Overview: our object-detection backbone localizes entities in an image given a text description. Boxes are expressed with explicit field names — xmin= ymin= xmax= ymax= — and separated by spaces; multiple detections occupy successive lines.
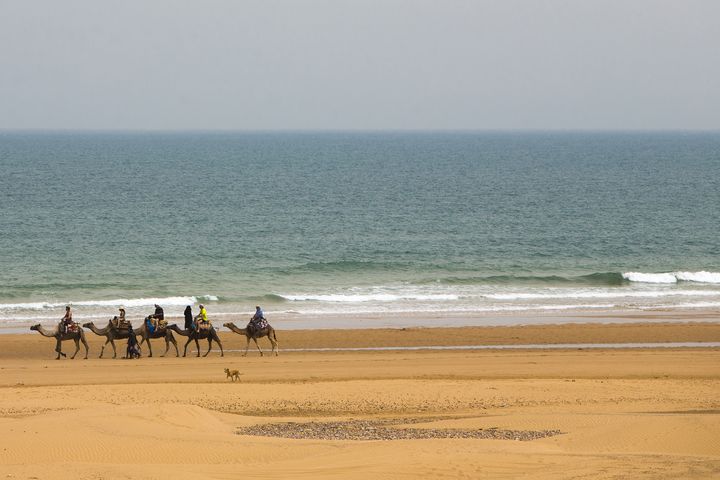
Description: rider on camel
xmin=248 ymin=305 xmax=267 ymax=336
xmin=150 ymin=304 xmax=165 ymax=330
xmin=60 ymin=306 xmax=73 ymax=334
xmin=194 ymin=304 xmax=209 ymax=332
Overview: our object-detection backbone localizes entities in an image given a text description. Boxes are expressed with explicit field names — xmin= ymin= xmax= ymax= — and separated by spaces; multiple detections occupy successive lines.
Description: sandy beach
xmin=0 ymin=321 xmax=718 ymax=479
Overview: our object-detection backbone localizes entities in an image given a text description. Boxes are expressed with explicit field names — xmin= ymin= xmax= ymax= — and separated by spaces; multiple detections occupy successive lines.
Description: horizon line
xmin=2 ymin=128 xmax=720 ymax=135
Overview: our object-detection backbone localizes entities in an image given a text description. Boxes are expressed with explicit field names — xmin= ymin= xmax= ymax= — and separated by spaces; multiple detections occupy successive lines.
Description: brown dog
xmin=224 ymin=368 xmax=241 ymax=382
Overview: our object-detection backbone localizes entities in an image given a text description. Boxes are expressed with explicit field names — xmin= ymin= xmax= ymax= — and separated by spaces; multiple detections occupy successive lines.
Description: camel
xmin=167 ymin=324 xmax=224 ymax=357
xmin=223 ymin=322 xmax=279 ymax=357
xmin=135 ymin=318 xmax=179 ymax=357
xmin=30 ymin=323 xmax=89 ymax=360
xmin=82 ymin=320 xmax=136 ymax=358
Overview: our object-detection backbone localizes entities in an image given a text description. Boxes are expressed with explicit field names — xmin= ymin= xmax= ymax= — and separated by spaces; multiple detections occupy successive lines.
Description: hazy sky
xmin=1 ymin=0 xmax=719 ymax=130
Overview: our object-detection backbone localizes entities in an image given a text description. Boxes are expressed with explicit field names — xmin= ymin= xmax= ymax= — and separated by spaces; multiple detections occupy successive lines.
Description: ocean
xmin=1 ymin=131 xmax=719 ymax=332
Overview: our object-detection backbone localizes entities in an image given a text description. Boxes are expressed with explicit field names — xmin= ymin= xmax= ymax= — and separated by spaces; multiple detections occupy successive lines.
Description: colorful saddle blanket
xmin=249 ymin=318 xmax=269 ymax=331
xmin=63 ymin=322 xmax=79 ymax=333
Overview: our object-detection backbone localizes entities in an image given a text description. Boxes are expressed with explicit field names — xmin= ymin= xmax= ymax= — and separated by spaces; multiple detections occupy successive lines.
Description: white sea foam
xmin=674 ymin=271 xmax=720 ymax=283
xmin=485 ymin=289 xmax=720 ymax=301
xmin=279 ymin=293 xmax=460 ymax=303
xmin=276 ymin=303 xmax=619 ymax=316
xmin=0 ymin=295 xmax=218 ymax=311
xmin=645 ymin=301 xmax=720 ymax=309
xmin=622 ymin=272 xmax=678 ymax=283
xmin=622 ymin=271 xmax=720 ymax=284
xmin=198 ymin=294 xmax=220 ymax=301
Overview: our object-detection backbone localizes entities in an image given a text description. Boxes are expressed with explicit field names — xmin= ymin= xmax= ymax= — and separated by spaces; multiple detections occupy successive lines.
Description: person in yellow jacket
xmin=194 ymin=304 xmax=209 ymax=332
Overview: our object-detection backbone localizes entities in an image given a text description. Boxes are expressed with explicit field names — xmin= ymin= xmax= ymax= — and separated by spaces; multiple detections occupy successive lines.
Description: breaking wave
xmin=0 ymin=295 xmax=219 ymax=311
xmin=622 ymin=271 xmax=720 ymax=284
xmin=279 ymin=293 xmax=460 ymax=303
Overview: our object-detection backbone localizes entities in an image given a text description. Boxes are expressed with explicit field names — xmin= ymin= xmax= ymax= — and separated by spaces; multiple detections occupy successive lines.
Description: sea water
xmin=1 ymin=132 xmax=719 ymax=331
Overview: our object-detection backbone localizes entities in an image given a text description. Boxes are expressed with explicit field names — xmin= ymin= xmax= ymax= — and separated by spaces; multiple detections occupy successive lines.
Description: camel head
xmin=222 ymin=322 xmax=232 ymax=329
xmin=81 ymin=322 xmax=93 ymax=328
xmin=30 ymin=324 xmax=40 ymax=331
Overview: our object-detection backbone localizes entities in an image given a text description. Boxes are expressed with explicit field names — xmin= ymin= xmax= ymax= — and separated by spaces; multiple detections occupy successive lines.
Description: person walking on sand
xmin=184 ymin=305 xmax=193 ymax=331
xmin=126 ymin=324 xmax=140 ymax=359
xmin=60 ymin=306 xmax=73 ymax=334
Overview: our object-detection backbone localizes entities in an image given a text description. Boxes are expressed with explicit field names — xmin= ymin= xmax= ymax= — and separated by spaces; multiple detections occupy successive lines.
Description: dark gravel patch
xmin=237 ymin=418 xmax=562 ymax=441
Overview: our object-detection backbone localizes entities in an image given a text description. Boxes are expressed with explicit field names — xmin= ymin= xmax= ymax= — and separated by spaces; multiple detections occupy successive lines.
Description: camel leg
xmin=253 ymin=338 xmax=263 ymax=356
xmin=271 ymin=337 xmax=279 ymax=356
xmin=217 ymin=337 xmax=224 ymax=357
xmin=82 ymin=336 xmax=89 ymax=359
xmin=203 ymin=338 xmax=212 ymax=357
xmin=110 ymin=339 xmax=118 ymax=359
xmin=243 ymin=337 xmax=250 ymax=357
xmin=147 ymin=337 xmax=153 ymax=358
xmin=100 ymin=338 xmax=110 ymax=358
xmin=169 ymin=336 xmax=179 ymax=357
xmin=182 ymin=337 xmax=192 ymax=357
xmin=55 ymin=338 xmax=66 ymax=359
xmin=194 ymin=338 xmax=201 ymax=357
xmin=161 ymin=337 xmax=170 ymax=357
xmin=71 ymin=338 xmax=80 ymax=359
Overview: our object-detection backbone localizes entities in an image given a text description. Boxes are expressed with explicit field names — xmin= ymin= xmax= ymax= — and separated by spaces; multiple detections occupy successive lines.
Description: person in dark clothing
xmin=126 ymin=325 xmax=140 ymax=359
xmin=150 ymin=304 xmax=164 ymax=330
xmin=184 ymin=305 xmax=193 ymax=331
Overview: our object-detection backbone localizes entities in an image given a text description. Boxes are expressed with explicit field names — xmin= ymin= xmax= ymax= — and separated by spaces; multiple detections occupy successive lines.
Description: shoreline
xmin=7 ymin=321 xmax=720 ymax=360
xmin=4 ymin=306 xmax=719 ymax=335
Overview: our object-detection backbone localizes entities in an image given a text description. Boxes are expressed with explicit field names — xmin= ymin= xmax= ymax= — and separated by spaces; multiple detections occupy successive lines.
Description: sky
xmin=1 ymin=0 xmax=719 ymax=131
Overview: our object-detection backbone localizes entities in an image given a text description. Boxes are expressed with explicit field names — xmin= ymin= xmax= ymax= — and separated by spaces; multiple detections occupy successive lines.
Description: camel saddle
xmin=113 ymin=320 xmax=130 ymax=330
xmin=112 ymin=318 xmax=131 ymax=330
xmin=62 ymin=322 xmax=79 ymax=333
xmin=249 ymin=318 xmax=268 ymax=332
xmin=155 ymin=319 xmax=168 ymax=332
xmin=198 ymin=322 xmax=211 ymax=332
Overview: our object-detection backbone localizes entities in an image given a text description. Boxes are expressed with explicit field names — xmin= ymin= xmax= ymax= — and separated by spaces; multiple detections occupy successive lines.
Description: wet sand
xmin=2 ymin=322 xmax=719 ymax=479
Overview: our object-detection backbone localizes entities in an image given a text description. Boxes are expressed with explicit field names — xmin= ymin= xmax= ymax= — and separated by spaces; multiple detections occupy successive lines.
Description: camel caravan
xmin=30 ymin=304 xmax=279 ymax=360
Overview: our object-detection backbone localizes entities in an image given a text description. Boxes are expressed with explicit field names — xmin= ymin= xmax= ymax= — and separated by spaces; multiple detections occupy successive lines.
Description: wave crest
xmin=622 ymin=271 xmax=720 ymax=284
xmin=0 ymin=295 xmax=219 ymax=311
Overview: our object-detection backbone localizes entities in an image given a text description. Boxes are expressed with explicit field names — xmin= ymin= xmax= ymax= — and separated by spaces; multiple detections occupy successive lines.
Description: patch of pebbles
xmin=237 ymin=418 xmax=562 ymax=441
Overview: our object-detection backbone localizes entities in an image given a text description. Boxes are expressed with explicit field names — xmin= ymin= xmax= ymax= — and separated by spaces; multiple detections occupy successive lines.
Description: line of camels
xmin=30 ymin=319 xmax=279 ymax=360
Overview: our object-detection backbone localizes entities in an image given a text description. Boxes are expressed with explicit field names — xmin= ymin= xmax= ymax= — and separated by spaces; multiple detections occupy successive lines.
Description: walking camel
xmin=166 ymin=324 xmax=224 ymax=357
xmin=135 ymin=318 xmax=179 ymax=357
xmin=223 ymin=322 xmax=279 ymax=356
xmin=30 ymin=324 xmax=89 ymax=360
xmin=82 ymin=320 xmax=135 ymax=358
